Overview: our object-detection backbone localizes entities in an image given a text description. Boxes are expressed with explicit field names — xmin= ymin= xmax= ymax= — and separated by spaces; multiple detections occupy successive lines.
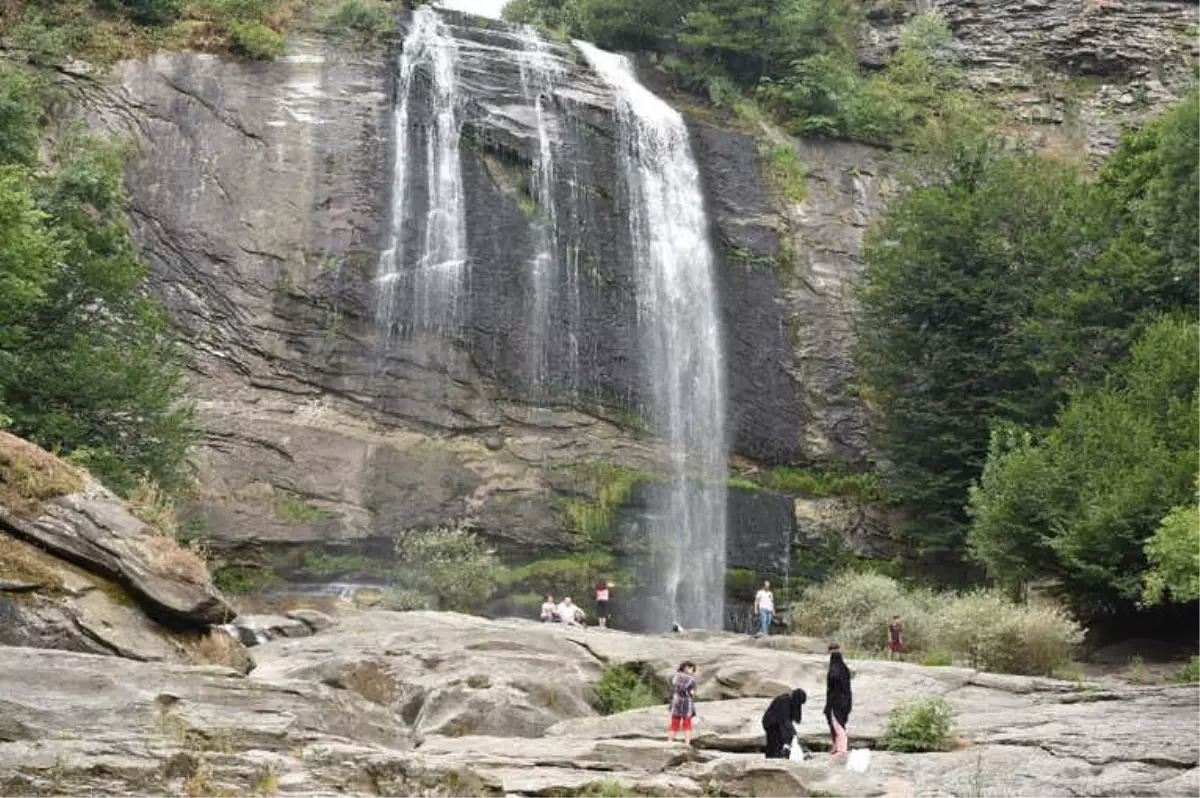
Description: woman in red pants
xmin=667 ymin=661 xmax=698 ymax=744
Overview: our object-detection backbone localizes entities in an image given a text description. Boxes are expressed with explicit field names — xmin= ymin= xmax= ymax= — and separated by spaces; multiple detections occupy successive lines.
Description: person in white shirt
xmin=540 ymin=594 xmax=558 ymax=622
xmin=754 ymin=581 xmax=775 ymax=637
xmin=558 ymin=597 xmax=584 ymax=626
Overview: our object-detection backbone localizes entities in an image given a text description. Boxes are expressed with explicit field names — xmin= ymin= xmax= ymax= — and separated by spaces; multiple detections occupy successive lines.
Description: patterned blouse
xmin=669 ymin=670 xmax=697 ymax=718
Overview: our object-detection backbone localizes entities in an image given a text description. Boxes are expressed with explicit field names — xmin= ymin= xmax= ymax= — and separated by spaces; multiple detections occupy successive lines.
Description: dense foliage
xmin=1 ymin=0 xmax=311 ymax=65
xmin=968 ymin=316 xmax=1198 ymax=616
xmin=392 ymin=525 xmax=502 ymax=612
xmin=791 ymin=572 xmax=1083 ymax=675
xmin=856 ymin=91 xmax=1199 ymax=601
xmin=0 ymin=65 xmax=194 ymax=496
xmin=504 ymin=0 xmax=982 ymax=145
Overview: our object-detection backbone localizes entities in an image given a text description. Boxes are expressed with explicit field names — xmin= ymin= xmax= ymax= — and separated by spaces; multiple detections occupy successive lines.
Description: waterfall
xmin=376 ymin=5 xmax=468 ymax=336
xmin=576 ymin=43 xmax=728 ymax=629
xmin=516 ymin=26 xmax=564 ymax=397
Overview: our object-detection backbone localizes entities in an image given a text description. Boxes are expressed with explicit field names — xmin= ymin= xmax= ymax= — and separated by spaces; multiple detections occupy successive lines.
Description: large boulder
xmin=0 ymin=432 xmax=234 ymax=627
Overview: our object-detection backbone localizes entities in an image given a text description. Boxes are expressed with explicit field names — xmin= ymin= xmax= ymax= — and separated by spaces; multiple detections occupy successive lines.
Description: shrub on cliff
xmin=392 ymin=525 xmax=501 ymax=613
xmin=592 ymin=665 xmax=657 ymax=715
xmin=936 ymin=590 xmax=1083 ymax=675
xmin=227 ymin=21 xmax=287 ymax=60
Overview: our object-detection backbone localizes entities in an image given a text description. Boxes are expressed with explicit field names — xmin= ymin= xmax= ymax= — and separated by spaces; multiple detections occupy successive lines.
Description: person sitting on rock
xmin=762 ymin=688 xmax=807 ymax=758
xmin=557 ymin=597 xmax=584 ymax=625
xmin=540 ymin=594 xmax=558 ymax=623
xmin=667 ymin=661 xmax=698 ymax=745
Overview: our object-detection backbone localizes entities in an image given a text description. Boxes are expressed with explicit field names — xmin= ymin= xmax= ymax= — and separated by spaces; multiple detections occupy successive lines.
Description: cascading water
xmin=576 ymin=43 xmax=728 ymax=629
xmin=376 ymin=5 xmax=468 ymax=336
xmin=516 ymin=26 xmax=564 ymax=397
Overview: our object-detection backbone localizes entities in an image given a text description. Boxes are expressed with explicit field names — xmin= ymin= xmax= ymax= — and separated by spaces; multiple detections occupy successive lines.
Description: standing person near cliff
xmin=824 ymin=643 xmax=852 ymax=758
xmin=594 ymin=579 xmax=611 ymax=628
xmin=667 ymin=661 xmax=698 ymax=745
xmin=753 ymin=581 xmax=774 ymax=637
xmin=888 ymin=615 xmax=903 ymax=660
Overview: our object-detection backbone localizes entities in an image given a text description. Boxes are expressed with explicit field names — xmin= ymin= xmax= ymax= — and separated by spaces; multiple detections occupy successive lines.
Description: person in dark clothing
xmin=761 ymin=688 xmax=807 ymax=758
xmin=824 ymin=642 xmax=852 ymax=757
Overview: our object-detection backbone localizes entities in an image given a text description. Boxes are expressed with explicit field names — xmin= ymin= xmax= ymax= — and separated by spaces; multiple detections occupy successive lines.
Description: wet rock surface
xmin=1 ymin=611 xmax=1194 ymax=797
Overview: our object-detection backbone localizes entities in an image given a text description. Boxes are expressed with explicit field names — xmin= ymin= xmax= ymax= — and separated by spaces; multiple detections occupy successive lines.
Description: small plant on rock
xmin=228 ymin=21 xmax=286 ymax=60
xmin=1171 ymin=655 xmax=1200 ymax=684
xmin=592 ymin=665 xmax=657 ymax=715
xmin=879 ymin=696 xmax=957 ymax=752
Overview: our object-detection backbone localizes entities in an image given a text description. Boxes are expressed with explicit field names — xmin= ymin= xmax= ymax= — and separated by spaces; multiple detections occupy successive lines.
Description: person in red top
xmin=888 ymin=615 xmax=902 ymax=660
xmin=595 ymin=579 xmax=611 ymax=628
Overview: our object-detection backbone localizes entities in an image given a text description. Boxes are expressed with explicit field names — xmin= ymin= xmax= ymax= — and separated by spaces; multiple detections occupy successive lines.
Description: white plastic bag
xmin=788 ymin=741 xmax=804 ymax=761
xmin=846 ymin=748 xmax=872 ymax=773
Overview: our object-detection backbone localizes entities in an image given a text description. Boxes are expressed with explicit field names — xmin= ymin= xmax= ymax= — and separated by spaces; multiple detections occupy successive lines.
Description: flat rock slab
xmin=3 ymin=612 xmax=1197 ymax=797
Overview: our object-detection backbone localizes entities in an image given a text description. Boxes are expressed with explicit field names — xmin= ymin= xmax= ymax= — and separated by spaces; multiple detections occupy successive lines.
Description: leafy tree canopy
xmin=0 ymin=64 xmax=194 ymax=497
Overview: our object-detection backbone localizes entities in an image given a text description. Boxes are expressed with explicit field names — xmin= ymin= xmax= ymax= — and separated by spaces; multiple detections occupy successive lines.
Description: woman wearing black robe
xmin=761 ymin=688 xmax=807 ymax=758
xmin=823 ymin=643 xmax=852 ymax=756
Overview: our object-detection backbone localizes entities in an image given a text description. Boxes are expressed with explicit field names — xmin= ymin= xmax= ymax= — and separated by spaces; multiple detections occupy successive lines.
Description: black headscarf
xmin=824 ymin=651 xmax=852 ymax=725
xmin=762 ymin=687 xmax=807 ymax=729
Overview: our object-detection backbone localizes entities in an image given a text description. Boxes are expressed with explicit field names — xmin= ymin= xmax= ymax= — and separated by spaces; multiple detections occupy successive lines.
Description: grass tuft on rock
xmin=592 ymin=664 xmax=658 ymax=716
xmin=0 ymin=531 xmax=67 ymax=591
xmin=0 ymin=432 xmax=83 ymax=518
xmin=878 ymin=696 xmax=957 ymax=752
xmin=1172 ymin=655 xmax=1200 ymax=684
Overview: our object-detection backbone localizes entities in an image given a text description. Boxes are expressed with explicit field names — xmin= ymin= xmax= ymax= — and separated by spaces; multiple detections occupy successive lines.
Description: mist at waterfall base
xmin=378 ymin=8 xmax=729 ymax=630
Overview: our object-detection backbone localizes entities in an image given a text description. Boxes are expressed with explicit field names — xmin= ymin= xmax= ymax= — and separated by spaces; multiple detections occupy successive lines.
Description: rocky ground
xmin=2 ymin=608 xmax=1197 ymax=797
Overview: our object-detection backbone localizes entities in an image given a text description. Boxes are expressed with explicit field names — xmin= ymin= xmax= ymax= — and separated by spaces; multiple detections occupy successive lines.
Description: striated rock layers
xmin=63 ymin=3 xmax=1196 ymax=574
xmin=0 ymin=432 xmax=237 ymax=662
xmin=68 ymin=18 xmax=831 ymax=574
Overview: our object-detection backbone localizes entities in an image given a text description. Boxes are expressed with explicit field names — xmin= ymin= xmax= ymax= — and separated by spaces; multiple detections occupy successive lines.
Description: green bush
xmin=1171 ymin=656 xmax=1200 ymax=684
xmin=790 ymin=573 xmax=1083 ymax=676
xmin=763 ymin=467 xmax=887 ymax=501
xmin=592 ymin=665 xmax=658 ymax=715
xmin=936 ymin=590 xmax=1083 ymax=676
xmin=790 ymin=571 xmax=944 ymax=655
xmin=329 ymin=0 xmax=393 ymax=36
xmin=212 ymin=566 xmax=278 ymax=595
xmin=227 ymin=21 xmax=286 ymax=60
xmin=879 ymin=697 xmax=956 ymax=752
xmin=393 ymin=525 xmax=501 ymax=613
xmin=122 ymin=0 xmax=181 ymax=25
xmin=376 ymin=587 xmax=435 ymax=612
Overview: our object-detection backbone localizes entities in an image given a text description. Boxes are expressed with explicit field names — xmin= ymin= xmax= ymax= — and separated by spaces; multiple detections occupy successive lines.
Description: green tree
xmin=968 ymin=316 xmax=1199 ymax=616
xmin=1142 ymin=499 xmax=1200 ymax=606
xmin=857 ymin=142 xmax=1081 ymax=559
xmin=0 ymin=66 xmax=194 ymax=496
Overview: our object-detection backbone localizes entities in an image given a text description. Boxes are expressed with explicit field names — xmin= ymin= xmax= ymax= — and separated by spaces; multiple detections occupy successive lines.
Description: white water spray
xmin=576 ymin=43 xmax=728 ymax=629
xmin=376 ymin=5 xmax=468 ymax=335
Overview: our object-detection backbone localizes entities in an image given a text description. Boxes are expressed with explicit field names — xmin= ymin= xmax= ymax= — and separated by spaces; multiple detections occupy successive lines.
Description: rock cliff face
xmin=863 ymin=0 xmax=1198 ymax=157
xmin=72 ymin=17 xmax=838 ymax=576
xmin=68 ymin=2 xmax=1195 ymax=579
